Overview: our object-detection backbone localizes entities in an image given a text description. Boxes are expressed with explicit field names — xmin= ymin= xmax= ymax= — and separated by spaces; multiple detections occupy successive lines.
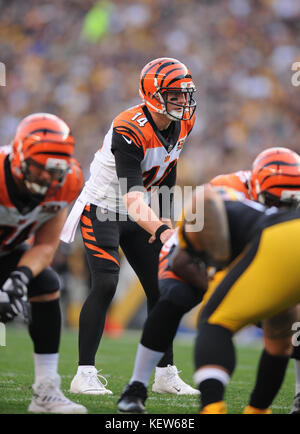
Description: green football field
xmin=0 ymin=325 xmax=295 ymax=415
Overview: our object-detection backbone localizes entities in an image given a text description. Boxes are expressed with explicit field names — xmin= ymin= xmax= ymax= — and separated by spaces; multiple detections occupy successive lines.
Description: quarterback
xmin=61 ymin=57 xmax=199 ymax=395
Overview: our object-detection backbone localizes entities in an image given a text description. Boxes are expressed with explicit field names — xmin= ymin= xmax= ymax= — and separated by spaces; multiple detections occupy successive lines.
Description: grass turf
xmin=0 ymin=325 xmax=295 ymax=414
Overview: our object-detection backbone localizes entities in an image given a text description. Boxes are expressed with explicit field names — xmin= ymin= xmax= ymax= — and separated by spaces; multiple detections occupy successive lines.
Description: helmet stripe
xmin=260 ymin=160 xmax=300 ymax=167
xmin=141 ymin=59 xmax=181 ymax=95
xmin=30 ymin=151 xmax=72 ymax=157
xmin=155 ymin=61 xmax=181 ymax=76
xmin=25 ymin=138 xmax=73 ymax=146
xmin=160 ymin=68 xmax=186 ymax=88
xmin=141 ymin=59 xmax=165 ymax=95
xmin=164 ymin=74 xmax=191 ymax=88
xmin=267 ymin=184 xmax=300 ymax=189
xmin=260 ymin=174 xmax=300 ymax=188
xmin=254 ymin=149 xmax=296 ymax=166
xmin=257 ymin=160 xmax=300 ymax=176
xmin=26 ymin=128 xmax=72 ymax=136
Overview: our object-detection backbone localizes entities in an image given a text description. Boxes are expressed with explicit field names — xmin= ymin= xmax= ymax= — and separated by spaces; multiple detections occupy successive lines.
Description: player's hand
xmin=0 ymin=270 xmax=30 ymax=323
xmin=159 ymin=228 xmax=175 ymax=244
xmin=148 ymin=225 xmax=175 ymax=244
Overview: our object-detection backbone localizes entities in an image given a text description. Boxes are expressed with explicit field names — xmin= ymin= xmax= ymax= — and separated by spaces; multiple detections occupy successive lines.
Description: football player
xmin=61 ymin=57 xmax=199 ymax=395
xmin=118 ymin=183 xmax=300 ymax=414
xmin=188 ymin=185 xmax=300 ymax=414
xmin=210 ymin=147 xmax=300 ymax=208
xmin=0 ymin=113 xmax=86 ymax=414
xmin=211 ymin=147 xmax=300 ymax=414
xmin=116 ymin=147 xmax=300 ymax=414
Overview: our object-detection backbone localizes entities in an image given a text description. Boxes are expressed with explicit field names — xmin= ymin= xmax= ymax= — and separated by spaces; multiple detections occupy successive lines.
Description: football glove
xmin=0 ymin=269 xmax=31 ymax=323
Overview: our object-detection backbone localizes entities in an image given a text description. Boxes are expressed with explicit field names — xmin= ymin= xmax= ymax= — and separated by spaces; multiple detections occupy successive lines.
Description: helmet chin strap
xmin=166 ymin=108 xmax=185 ymax=121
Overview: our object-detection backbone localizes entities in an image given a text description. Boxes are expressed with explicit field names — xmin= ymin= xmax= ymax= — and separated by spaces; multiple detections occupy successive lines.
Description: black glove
xmin=0 ymin=267 xmax=32 ymax=323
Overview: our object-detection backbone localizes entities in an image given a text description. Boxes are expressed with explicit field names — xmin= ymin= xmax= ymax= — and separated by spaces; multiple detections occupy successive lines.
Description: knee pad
xmin=91 ymin=272 xmax=119 ymax=302
xmin=28 ymin=267 xmax=61 ymax=298
xmin=159 ymin=278 xmax=203 ymax=312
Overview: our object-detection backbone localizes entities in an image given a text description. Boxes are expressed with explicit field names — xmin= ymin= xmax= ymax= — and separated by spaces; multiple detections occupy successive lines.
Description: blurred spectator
xmin=1 ymin=0 xmax=299 ymax=326
xmin=1 ymin=0 xmax=299 ymax=184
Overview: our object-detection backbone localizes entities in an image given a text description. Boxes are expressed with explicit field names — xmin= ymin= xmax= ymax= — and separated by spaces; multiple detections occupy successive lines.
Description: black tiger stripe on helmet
xmin=250 ymin=147 xmax=300 ymax=207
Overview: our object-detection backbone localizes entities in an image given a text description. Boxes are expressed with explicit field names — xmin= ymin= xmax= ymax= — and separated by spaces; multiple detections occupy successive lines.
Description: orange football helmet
xmin=250 ymin=147 xmax=300 ymax=208
xmin=139 ymin=57 xmax=196 ymax=121
xmin=10 ymin=113 xmax=74 ymax=196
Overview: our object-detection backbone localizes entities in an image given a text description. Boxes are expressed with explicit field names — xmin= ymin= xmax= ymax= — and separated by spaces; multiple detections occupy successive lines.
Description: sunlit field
xmin=0 ymin=326 xmax=295 ymax=415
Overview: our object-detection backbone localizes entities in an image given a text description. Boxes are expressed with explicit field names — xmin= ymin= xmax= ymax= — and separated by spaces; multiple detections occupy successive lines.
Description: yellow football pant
xmin=199 ymin=219 xmax=300 ymax=333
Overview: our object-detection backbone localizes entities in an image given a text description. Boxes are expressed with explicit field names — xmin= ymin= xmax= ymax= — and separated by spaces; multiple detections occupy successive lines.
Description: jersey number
xmin=131 ymin=112 xmax=148 ymax=127
xmin=0 ymin=222 xmax=36 ymax=250
xmin=143 ymin=159 xmax=177 ymax=190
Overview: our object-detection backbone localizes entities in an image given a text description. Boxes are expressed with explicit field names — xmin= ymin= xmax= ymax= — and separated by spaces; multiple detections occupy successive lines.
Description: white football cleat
xmin=70 ymin=367 xmax=112 ymax=395
xmin=152 ymin=365 xmax=200 ymax=395
xmin=28 ymin=374 xmax=87 ymax=414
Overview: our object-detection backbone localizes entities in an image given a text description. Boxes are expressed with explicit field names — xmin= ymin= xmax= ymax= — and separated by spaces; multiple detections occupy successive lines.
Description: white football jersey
xmin=83 ymin=104 xmax=195 ymax=214
xmin=0 ymin=147 xmax=83 ymax=256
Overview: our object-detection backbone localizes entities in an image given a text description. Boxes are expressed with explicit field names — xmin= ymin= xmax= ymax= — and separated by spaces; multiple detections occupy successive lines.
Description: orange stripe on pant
xmin=84 ymin=241 xmax=120 ymax=267
xmin=81 ymin=214 xmax=92 ymax=226
xmin=158 ymin=254 xmax=183 ymax=282
xmin=81 ymin=226 xmax=96 ymax=241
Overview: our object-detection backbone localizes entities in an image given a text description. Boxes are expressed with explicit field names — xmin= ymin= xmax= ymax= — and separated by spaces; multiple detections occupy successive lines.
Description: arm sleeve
xmin=158 ymin=163 xmax=177 ymax=219
xmin=111 ymin=130 xmax=144 ymax=195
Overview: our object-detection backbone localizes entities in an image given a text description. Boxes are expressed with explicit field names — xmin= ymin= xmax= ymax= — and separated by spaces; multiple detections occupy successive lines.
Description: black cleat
xmin=117 ymin=381 xmax=147 ymax=414
xmin=290 ymin=392 xmax=300 ymax=414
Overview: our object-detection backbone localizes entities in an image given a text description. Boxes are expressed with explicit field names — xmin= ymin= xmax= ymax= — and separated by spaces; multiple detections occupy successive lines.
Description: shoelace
xmin=84 ymin=370 xmax=109 ymax=389
xmin=166 ymin=365 xmax=181 ymax=378
xmin=166 ymin=366 xmax=189 ymax=388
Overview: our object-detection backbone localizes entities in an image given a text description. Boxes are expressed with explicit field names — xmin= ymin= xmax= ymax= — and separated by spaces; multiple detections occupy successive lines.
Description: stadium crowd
xmin=1 ymin=0 xmax=300 ymax=415
xmin=1 ymin=0 xmax=300 ymax=183
xmin=0 ymin=0 xmax=300 ymax=322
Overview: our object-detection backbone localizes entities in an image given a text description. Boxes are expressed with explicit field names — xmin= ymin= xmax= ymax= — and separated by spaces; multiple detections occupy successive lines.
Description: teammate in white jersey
xmin=0 ymin=113 xmax=86 ymax=414
xmin=61 ymin=57 xmax=199 ymax=395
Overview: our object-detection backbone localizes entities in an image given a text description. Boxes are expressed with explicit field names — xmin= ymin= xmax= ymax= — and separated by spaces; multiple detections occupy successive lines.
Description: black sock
xmin=28 ymin=299 xmax=61 ymax=353
xmin=78 ymin=273 xmax=118 ymax=365
xmin=249 ymin=349 xmax=289 ymax=409
xmin=199 ymin=379 xmax=225 ymax=408
xmin=141 ymin=300 xmax=187 ymax=367
xmin=78 ymin=291 xmax=108 ymax=366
